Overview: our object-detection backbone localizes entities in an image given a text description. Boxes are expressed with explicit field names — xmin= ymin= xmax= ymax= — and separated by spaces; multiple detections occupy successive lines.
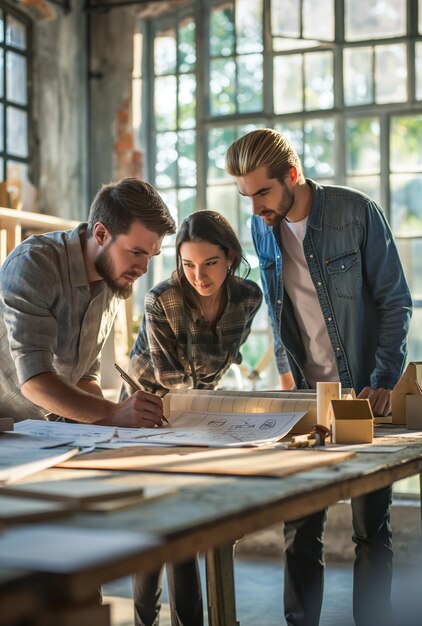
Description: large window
xmin=0 ymin=3 xmax=30 ymax=192
xmin=135 ymin=0 xmax=422 ymax=387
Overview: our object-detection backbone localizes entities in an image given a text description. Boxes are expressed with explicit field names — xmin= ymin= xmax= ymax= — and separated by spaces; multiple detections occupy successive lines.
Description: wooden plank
xmin=134 ymin=447 xmax=355 ymax=477
xmin=0 ymin=206 xmax=78 ymax=231
xmin=0 ymin=494 xmax=72 ymax=526
xmin=58 ymin=445 xmax=354 ymax=477
xmin=0 ymin=472 xmax=196 ymax=515
xmin=58 ymin=446 xmax=209 ymax=470
xmin=1 ymin=475 xmax=146 ymax=505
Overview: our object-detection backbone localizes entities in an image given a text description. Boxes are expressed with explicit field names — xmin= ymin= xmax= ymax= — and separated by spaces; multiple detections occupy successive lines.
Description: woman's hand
xmin=279 ymin=371 xmax=296 ymax=390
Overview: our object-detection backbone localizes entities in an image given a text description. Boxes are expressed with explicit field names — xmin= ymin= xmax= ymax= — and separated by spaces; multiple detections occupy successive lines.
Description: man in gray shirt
xmin=0 ymin=178 xmax=175 ymax=427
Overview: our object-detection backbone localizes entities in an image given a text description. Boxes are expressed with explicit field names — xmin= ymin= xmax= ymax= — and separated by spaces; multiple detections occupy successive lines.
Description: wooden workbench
xmin=1 ymin=435 xmax=421 ymax=626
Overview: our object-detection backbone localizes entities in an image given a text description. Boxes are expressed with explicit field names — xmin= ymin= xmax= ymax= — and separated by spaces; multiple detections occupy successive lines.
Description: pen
xmin=114 ymin=363 xmax=170 ymax=424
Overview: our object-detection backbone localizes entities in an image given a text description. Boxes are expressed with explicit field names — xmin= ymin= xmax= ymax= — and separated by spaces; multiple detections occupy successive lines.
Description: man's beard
xmin=275 ymin=182 xmax=295 ymax=224
xmin=259 ymin=182 xmax=295 ymax=227
xmin=95 ymin=246 xmax=133 ymax=300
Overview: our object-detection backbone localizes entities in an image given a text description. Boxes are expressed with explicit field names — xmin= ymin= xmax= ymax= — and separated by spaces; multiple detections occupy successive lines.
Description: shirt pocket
xmin=325 ymin=249 xmax=361 ymax=299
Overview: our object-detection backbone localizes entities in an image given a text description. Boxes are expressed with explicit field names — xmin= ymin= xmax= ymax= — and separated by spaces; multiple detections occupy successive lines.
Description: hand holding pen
xmin=114 ymin=363 xmax=170 ymax=426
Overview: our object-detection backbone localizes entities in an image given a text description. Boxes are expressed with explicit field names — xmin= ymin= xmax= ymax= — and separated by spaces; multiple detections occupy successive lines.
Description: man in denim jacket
xmin=226 ymin=129 xmax=412 ymax=626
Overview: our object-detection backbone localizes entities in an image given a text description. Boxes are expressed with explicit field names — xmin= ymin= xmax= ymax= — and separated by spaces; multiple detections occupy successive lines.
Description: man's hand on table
xmin=358 ymin=386 xmax=391 ymax=417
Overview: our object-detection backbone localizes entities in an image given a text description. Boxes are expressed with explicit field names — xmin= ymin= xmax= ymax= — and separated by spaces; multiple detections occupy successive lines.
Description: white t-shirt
xmin=280 ymin=218 xmax=339 ymax=387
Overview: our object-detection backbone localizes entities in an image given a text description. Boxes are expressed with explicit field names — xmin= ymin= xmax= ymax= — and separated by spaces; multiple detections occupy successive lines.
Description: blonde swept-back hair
xmin=225 ymin=128 xmax=305 ymax=183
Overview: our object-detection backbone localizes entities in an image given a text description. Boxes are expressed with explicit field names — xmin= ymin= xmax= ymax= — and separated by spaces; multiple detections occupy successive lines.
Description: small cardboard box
xmin=331 ymin=399 xmax=374 ymax=444
xmin=391 ymin=362 xmax=422 ymax=425
xmin=405 ymin=395 xmax=422 ymax=430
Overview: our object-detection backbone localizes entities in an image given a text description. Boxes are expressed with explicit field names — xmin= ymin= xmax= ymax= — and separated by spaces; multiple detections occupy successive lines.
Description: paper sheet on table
xmin=124 ymin=411 xmax=306 ymax=447
xmin=12 ymin=419 xmax=170 ymax=447
xmin=13 ymin=420 xmax=119 ymax=447
xmin=97 ymin=441 xmax=175 ymax=449
xmin=0 ymin=442 xmax=79 ymax=483
xmin=10 ymin=409 xmax=305 ymax=449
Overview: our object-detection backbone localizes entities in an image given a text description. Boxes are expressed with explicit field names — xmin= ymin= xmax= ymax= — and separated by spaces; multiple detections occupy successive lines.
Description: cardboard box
xmin=391 ymin=362 xmax=422 ymax=425
xmin=331 ymin=399 xmax=374 ymax=444
xmin=405 ymin=395 xmax=422 ymax=430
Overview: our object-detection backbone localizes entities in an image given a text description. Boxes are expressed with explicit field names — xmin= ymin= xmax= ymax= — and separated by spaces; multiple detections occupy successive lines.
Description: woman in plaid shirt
xmin=125 ymin=211 xmax=262 ymax=626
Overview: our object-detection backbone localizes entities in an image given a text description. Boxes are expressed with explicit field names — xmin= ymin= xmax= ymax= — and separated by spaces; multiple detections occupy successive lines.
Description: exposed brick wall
xmin=113 ymin=97 xmax=144 ymax=181
xmin=18 ymin=0 xmax=56 ymax=20
xmin=136 ymin=0 xmax=188 ymax=20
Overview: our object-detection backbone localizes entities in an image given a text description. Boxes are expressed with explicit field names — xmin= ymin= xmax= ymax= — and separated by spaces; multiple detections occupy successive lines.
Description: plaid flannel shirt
xmin=123 ymin=277 xmax=262 ymax=397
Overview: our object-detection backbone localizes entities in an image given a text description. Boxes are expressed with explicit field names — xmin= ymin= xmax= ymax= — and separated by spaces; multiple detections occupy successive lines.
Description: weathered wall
xmin=30 ymin=0 xmax=89 ymax=220
xmin=17 ymin=0 xmax=144 ymax=220
xmin=88 ymin=6 xmax=141 ymax=200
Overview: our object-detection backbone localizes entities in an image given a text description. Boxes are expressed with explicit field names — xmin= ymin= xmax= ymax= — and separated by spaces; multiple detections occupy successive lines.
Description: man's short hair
xmin=87 ymin=178 xmax=176 ymax=238
xmin=225 ymin=128 xmax=304 ymax=183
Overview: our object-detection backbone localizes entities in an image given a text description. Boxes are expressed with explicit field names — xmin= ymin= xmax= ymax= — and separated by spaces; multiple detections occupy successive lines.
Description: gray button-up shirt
xmin=0 ymin=224 xmax=119 ymax=421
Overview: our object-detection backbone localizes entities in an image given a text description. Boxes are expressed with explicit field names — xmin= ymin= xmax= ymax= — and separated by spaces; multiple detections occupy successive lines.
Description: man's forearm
xmin=21 ymin=372 xmax=113 ymax=423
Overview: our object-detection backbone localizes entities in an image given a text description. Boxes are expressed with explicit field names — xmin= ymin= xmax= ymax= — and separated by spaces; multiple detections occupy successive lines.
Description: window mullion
xmin=263 ymin=0 xmax=273 ymax=117
xmin=195 ymin=0 xmax=207 ymax=211
xmin=380 ymin=112 xmax=390 ymax=222
xmin=144 ymin=20 xmax=155 ymax=184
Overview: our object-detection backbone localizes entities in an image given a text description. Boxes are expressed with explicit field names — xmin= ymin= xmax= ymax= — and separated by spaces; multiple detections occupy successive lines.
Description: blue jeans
xmin=284 ymin=486 xmax=393 ymax=626
xmin=133 ymin=558 xmax=203 ymax=626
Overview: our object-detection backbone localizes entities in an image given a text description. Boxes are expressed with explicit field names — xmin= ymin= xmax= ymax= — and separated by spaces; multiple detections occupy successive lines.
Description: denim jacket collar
xmin=306 ymin=179 xmax=324 ymax=231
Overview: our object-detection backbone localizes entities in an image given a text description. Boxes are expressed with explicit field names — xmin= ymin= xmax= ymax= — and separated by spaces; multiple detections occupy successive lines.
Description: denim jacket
xmin=252 ymin=179 xmax=413 ymax=394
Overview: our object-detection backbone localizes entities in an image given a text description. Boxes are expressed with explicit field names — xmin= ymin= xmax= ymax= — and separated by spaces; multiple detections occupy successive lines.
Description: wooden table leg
xmin=206 ymin=543 xmax=240 ymax=626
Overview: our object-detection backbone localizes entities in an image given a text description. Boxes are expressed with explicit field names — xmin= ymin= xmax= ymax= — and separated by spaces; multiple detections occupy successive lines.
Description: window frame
xmin=0 ymin=1 xmax=32 ymax=184
xmin=138 ymin=0 xmax=422 ymax=379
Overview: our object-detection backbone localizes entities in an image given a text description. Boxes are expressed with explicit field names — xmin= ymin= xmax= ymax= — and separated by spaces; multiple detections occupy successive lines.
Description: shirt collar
xmin=67 ymin=223 xmax=92 ymax=288
xmin=305 ymin=178 xmax=324 ymax=231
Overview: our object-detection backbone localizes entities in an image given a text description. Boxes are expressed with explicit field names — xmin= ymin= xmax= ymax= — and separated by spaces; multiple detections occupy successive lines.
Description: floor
xmin=103 ymin=553 xmax=422 ymax=626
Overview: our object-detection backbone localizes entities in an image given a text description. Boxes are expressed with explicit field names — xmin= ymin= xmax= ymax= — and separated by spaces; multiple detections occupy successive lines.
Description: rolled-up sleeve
xmin=81 ymin=357 xmax=101 ymax=383
xmin=0 ymin=247 xmax=59 ymax=384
